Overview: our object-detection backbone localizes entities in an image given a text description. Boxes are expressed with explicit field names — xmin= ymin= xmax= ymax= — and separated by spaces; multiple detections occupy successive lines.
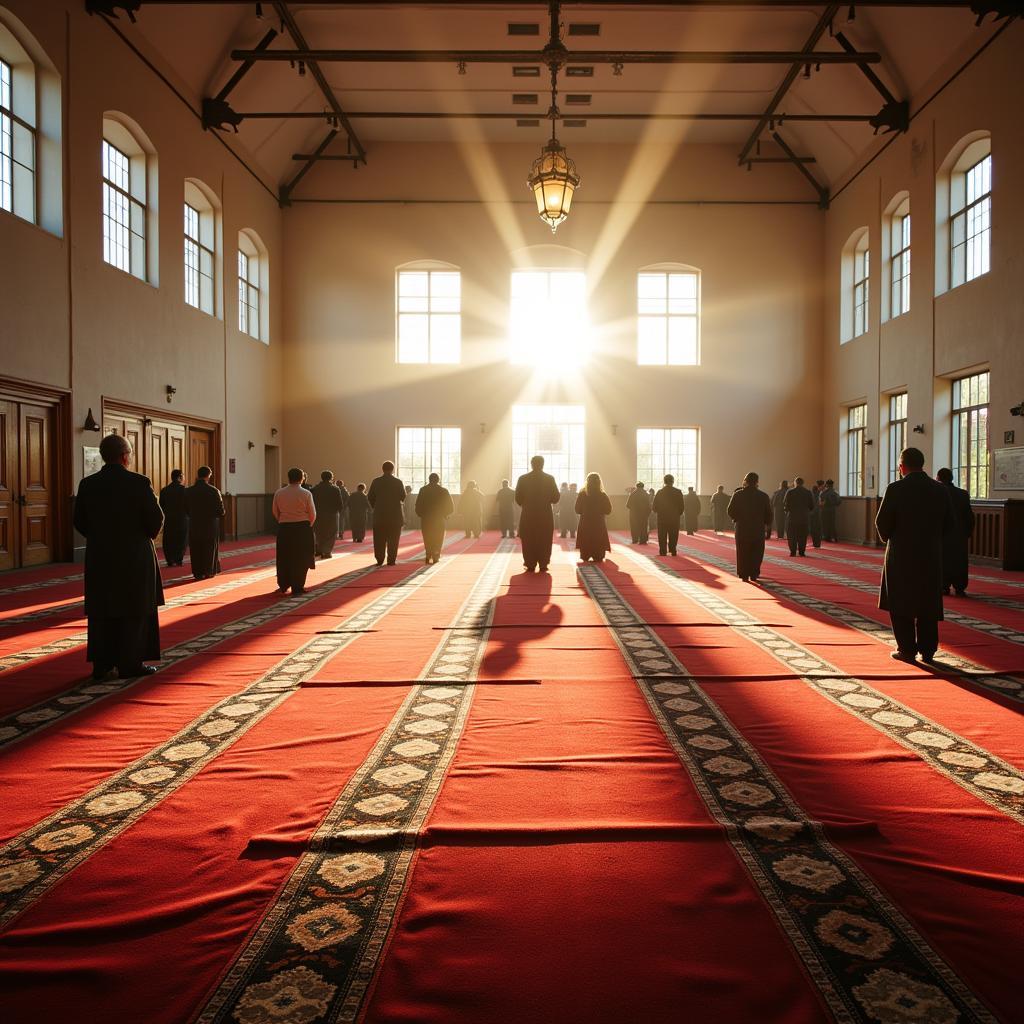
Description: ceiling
xmin=106 ymin=1 xmax=1008 ymax=200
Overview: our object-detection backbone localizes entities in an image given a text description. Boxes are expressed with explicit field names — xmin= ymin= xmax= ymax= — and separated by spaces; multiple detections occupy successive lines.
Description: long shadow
xmin=480 ymin=568 xmax=562 ymax=678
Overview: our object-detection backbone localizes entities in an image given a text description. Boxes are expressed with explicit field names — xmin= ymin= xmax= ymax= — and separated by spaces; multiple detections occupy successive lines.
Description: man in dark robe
xmin=727 ymin=472 xmax=773 ymax=582
xmin=311 ymin=471 xmax=343 ymax=558
xmin=368 ymin=461 xmax=407 ymax=565
xmin=515 ymin=455 xmax=560 ymax=572
xmin=461 ymin=480 xmax=484 ymax=538
xmin=710 ymin=485 xmax=729 ymax=534
xmin=652 ymin=474 xmax=685 ymax=556
xmin=415 ymin=473 xmax=455 ymax=564
xmin=936 ymin=467 xmax=974 ymax=596
xmin=809 ymin=483 xmax=824 ymax=548
xmin=820 ymin=479 xmax=841 ymax=542
xmin=567 ymin=483 xmax=579 ymax=537
xmin=348 ymin=483 xmax=370 ymax=542
xmin=626 ymin=482 xmax=652 ymax=543
xmin=74 ymin=433 xmax=164 ymax=680
xmin=159 ymin=468 xmax=188 ymax=566
xmin=184 ymin=466 xmax=225 ymax=579
xmin=771 ymin=480 xmax=789 ymax=540
xmin=403 ymin=485 xmax=419 ymax=531
xmin=557 ymin=483 xmax=572 ymax=538
xmin=783 ymin=476 xmax=815 ymax=556
xmin=496 ymin=479 xmax=516 ymax=538
xmin=336 ymin=479 xmax=351 ymax=539
xmin=272 ymin=467 xmax=316 ymax=595
xmin=683 ymin=486 xmax=701 ymax=535
xmin=876 ymin=447 xmax=953 ymax=663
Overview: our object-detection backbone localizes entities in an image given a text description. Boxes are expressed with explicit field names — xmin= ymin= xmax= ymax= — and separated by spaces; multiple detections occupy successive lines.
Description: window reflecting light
xmin=509 ymin=270 xmax=590 ymax=375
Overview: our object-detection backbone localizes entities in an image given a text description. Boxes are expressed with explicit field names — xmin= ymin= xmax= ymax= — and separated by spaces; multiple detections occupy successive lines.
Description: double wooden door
xmin=0 ymin=400 xmax=55 ymax=571
xmin=102 ymin=412 xmax=214 ymax=496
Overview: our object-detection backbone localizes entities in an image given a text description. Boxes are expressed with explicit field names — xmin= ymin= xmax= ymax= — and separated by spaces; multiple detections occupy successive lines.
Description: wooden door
xmin=168 ymin=423 xmax=186 ymax=479
xmin=103 ymin=413 xmax=145 ymax=474
xmin=148 ymin=423 xmax=171 ymax=494
xmin=18 ymin=403 xmax=53 ymax=567
xmin=189 ymin=428 xmax=214 ymax=484
xmin=0 ymin=401 xmax=17 ymax=572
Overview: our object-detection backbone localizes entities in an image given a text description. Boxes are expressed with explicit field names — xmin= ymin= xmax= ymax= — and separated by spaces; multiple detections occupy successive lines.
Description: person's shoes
xmin=740 ymin=576 xmax=749 ymax=582
xmin=670 ymin=550 xmax=677 ymax=556
xmin=788 ymin=552 xmax=795 ymax=557
xmin=539 ymin=565 xmax=549 ymax=572
xmin=119 ymin=665 xmax=158 ymax=677
xmin=955 ymin=589 xmax=966 ymax=597
xmin=942 ymin=586 xmax=951 ymax=595
xmin=890 ymin=650 xmax=917 ymax=663
xmin=800 ymin=552 xmax=807 ymax=557
xmin=659 ymin=550 xmax=667 ymax=556
xmin=387 ymin=560 xmax=397 ymax=566
xmin=92 ymin=667 xmax=115 ymax=681
xmin=274 ymin=587 xmax=288 ymax=595
xmin=919 ymin=652 xmax=938 ymax=665
xmin=293 ymin=588 xmax=306 ymax=595
xmin=375 ymin=561 xmax=384 ymax=567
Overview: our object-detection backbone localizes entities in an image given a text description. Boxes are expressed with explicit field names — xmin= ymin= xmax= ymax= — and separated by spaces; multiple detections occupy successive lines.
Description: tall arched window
xmin=183 ymin=178 xmax=220 ymax=317
xmin=839 ymin=228 xmax=870 ymax=343
xmin=0 ymin=7 xmax=62 ymax=234
xmin=102 ymin=113 xmax=157 ymax=282
xmin=882 ymin=193 xmax=910 ymax=321
xmin=238 ymin=228 xmax=269 ymax=343
xmin=936 ymin=132 xmax=991 ymax=294
xmin=636 ymin=263 xmax=700 ymax=366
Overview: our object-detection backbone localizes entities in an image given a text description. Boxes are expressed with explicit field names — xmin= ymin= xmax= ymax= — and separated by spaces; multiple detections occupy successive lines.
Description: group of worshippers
xmin=769 ymin=478 xmax=842 ymax=550
xmin=624 ymin=480 xmax=703 ymax=553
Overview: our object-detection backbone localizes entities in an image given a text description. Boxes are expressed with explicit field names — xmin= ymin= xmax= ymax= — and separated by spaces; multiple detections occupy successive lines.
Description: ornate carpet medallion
xmin=616 ymin=544 xmax=1024 ymax=825
xmin=578 ymin=564 xmax=997 ymax=1024
xmin=195 ymin=541 xmax=514 ymax=1024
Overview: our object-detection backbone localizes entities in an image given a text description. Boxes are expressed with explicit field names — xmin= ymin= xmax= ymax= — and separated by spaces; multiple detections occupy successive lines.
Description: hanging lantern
xmin=528 ymin=137 xmax=580 ymax=234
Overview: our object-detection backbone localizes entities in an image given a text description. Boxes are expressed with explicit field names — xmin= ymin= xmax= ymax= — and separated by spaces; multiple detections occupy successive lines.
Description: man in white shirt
xmin=272 ymin=467 xmax=316 ymax=595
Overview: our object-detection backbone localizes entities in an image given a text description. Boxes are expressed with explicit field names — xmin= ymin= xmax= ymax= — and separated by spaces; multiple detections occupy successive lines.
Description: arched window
xmin=237 ymin=228 xmax=269 ymax=343
xmin=0 ymin=6 xmax=62 ymax=234
xmin=636 ymin=263 xmax=700 ymax=366
xmin=183 ymin=178 xmax=220 ymax=317
xmin=396 ymin=260 xmax=461 ymax=364
xmin=936 ymin=132 xmax=991 ymax=294
xmin=839 ymin=228 xmax=870 ymax=343
xmin=882 ymin=193 xmax=910 ymax=321
xmin=102 ymin=113 xmax=157 ymax=282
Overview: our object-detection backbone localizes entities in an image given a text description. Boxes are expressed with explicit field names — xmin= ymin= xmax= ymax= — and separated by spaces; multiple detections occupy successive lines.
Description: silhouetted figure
xmin=272 ymin=467 xmax=316 ymax=595
xmin=416 ymin=473 xmax=454 ymax=564
xmin=516 ymin=455 xmax=560 ymax=572
xmin=575 ymin=472 xmax=612 ymax=562
xmin=711 ymin=485 xmax=729 ymax=534
xmin=936 ymin=467 xmax=974 ymax=597
xmin=876 ymin=447 xmax=953 ymax=663
xmin=567 ymin=483 xmax=579 ymax=537
xmin=311 ymin=471 xmax=344 ymax=558
xmin=809 ymin=482 xmax=823 ymax=548
xmin=557 ymin=483 xmax=572 ymax=538
xmin=348 ymin=484 xmax=369 ymax=542
xmin=728 ymin=472 xmax=773 ymax=582
xmin=820 ymin=479 xmax=840 ymax=542
xmin=626 ymin=482 xmax=652 ymax=543
xmin=496 ymin=479 xmax=516 ymax=538
xmin=337 ymin=479 xmax=351 ymax=539
xmin=461 ymin=480 xmax=484 ymax=538
xmin=184 ymin=466 xmax=225 ymax=579
xmin=683 ymin=486 xmax=701 ymax=535
xmin=368 ymin=461 xmax=406 ymax=566
xmin=403 ymin=485 xmax=419 ymax=531
xmin=771 ymin=480 xmax=789 ymax=540
xmin=74 ymin=433 xmax=164 ymax=680
xmin=784 ymin=476 xmax=815 ymax=556
xmin=159 ymin=468 xmax=188 ymax=566
xmin=652 ymin=474 xmax=685 ymax=556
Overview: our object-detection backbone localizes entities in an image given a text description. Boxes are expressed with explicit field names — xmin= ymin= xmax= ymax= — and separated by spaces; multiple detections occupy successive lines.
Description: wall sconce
xmin=247 ymin=441 xmax=255 ymax=450
xmin=611 ymin=424 xmax=618 ymax=436
xmin=271 ymin=427 xmax=278 ymax=437
xmin=864 ymin=438 xmax=873 ymax=446
xmin=82 ymin=407 xmax=101 ymax=432
xmin=166 ymin=384 xmax=177 ymax=404
xmin=912 ymin=424 xmax=926 ymax=434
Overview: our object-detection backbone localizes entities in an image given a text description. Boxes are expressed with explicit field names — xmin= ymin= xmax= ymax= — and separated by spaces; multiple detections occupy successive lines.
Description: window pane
xmin=637 ymin=317 xmax=666 ymax=365
xmin=431 ymin=315 xmax=460 ymax=363
xmin=398 ymin=313 xmax=429 ymax=363
xmin=667 ymin=316 xmax=697 ymax=365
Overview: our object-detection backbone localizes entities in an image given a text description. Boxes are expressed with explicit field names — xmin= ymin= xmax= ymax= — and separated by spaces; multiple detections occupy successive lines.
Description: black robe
xmin=575 ymin=489 xmax=612 ymax=560
xmin=771 ymin=488 xmax=788 ymax=538
xmin=158 ymin=480 xmax=188 ymax=565
xmin=557 ymin=487 xmax=574 ymax=536
xmin=515 ymin=469 xmax=560 ymax=569
xmin=337 ymin=485 xmax=351 ymax=537
xmin=184 ymin=479 xmax=225 ymax=577
xmin=311 ymin=480 xmax=343 ymax=555
xmin=74 ymin=463 xmax=165 ymax=670
xmin=727 ymin=485 xmax=773 ymax=580
xmin=683 ymin=491 xmax=701 ymax=533
xmin=348 ymin=492 xmax=370 ymax=540
xmin=415 ymin=483 xmax=455 ymax=559
xmin=496 ymin=486 xmax=516 ymax=535
xmin=368 ymin=474 xmax=407 ymax=563
xmin=461 ymin=488 xmax=484 ymax=537
xmin=710 ymin=491 xmax=729 ymax=531
xmin=940 ymin=481 xmax=974 ymax=592
xmin=626 ymin=488 xmax=652 ymax=541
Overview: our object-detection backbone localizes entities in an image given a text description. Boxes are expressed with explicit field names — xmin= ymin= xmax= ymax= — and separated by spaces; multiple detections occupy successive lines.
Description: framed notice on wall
xmin=992 ymin=447 xmax=1024 ymax=491
xmin=83 ymin=446 xmax=102 ymax=478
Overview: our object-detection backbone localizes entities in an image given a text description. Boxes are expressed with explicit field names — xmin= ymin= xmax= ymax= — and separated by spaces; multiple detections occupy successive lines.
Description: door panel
xmin=189 ymin=428 xmax=213 ymax=485
xmin=169 ymin=424 xmax=186 ymax=479
xmin=0 ymin=401 xmax=17 ymax=572
xmin=103 ymin=413 xmax=145 ymax=475
xmin=19 ymin=403 xmax=52 ymax=566
xmin=148 ymin=423 xmax=170 ymax=493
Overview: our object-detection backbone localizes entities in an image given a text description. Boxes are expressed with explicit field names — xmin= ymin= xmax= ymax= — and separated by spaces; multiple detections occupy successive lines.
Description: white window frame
xmin=183 ymin=197 xmax=215 ymax=315
xmin=511 ymin=404 xmax=585 ymax=486
xmin=636 ymin=427 xmax=699 ymax=492
xmin=951 ymin=151 xmax=991 ymax=287
xmin=890 ymin=204 xmax=910 ymax=319
xmin=237 ymin=229 xmax=269 ymax=343
xmin=846 ymin=404 xmax=867 ymax=496
xmin=0 ymin=56 xmax=35 ymax=223
xmin=853 ymin=239 xmax=870 ymax=338
xmin=952 ymin=371 xmax=989 ymax=498
xmin=396 ymin=267 xmax=461 ymax=364
xmin=101 ymin=116 xmax=154 ymax=282
xmin=886 ymin=392 xmax=907 ymax=486
xmin=396 ymin=426 xmax=462 ymax=493
xmin=636 ymin=268 xmax=700 ymax=366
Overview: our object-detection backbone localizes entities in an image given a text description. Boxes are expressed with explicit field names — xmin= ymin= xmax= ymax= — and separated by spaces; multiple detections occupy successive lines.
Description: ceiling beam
xmin=239 ymin=109 xmax=878 ymax=122
xmin=772 ymin=130 xmax=829 ymax=207
xmin=123 ymin=1 xmax=978 ymax=8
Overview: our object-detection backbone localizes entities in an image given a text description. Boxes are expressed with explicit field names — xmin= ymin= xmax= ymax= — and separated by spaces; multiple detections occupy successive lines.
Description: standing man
xmin=347 ymin=483 xmax=370 ymax=542
xmin=652 ymin=474 xmax=685 ymax=556
xmin=336 ymin=478 xmax=351 ymax=540
xmin=783 ymin=476 xmax=815 ymax=557
xmin=557 ymin=483 xmax=572 ymax=538
xmin=683 ymin=486 xmax=701 ymax=536
xmin=567 ymin=483 xmax=579 ymax=538
xmin=727 ymin=472 xmax=773 ymax=582
xmin=311 ymin=471 xmax=343 ymax=558
xmin=460 ymin=480 xmax=484 ymax=539
xmin=515 ymin=455 xmax=560 ymax=572
xmin=710 ymin=484 xmax=729 ymax=534
xmin=875 ymin=447 xmax=953 ymax=663
xmin=403 ymin=485 xmax=418 ymax=531
xmin=496 ymin=479 xmax=516 ymax=538
xmin=368 ymin=461 xmax=407 ymax=566
xmin=809 ymin=482 xmax=824 ymax=549
xmin=74 ymin=433 xmax=164 ymax=680
xmin=936 ymin=467 xmax=974 ymax=596
xmin=771 ymin=480 xmax=789 ymax=540
xmin=159 ymin=468 xmax=188 ymax=567
xmin=626 ymin=482 xmax=652 ymax=544
xmin=415 ymin=472 xmax=455 ymax=564
xmin=820 ymin=479 xmax=841 ymax=542
xmin=272 ymin=467 xmax=316 ymax=595
xmin=184 ymin=466 xmax=225 ymax=580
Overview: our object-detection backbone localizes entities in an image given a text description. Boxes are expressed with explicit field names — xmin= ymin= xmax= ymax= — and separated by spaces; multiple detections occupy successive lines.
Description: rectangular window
xmin=0 ymin=59 xmax=35 ymax=222
xmin=887 ymin=392 xmax=907 ymax=485
xmin=509 ymin=270 xmax=589 ymax=369
xmin=890 ymin=213 xmax=910 ymax=318
xmin=952 ymin=155 xmax=991 ymax=286
xmin=396 ymin=427 xmax=462 ymax=493
xmin=637 ymin=271 xmax=699 ymax=365
xmin=952 ymin=371 xmax=989 ymax=498
xmin=511 ymin=404 xmax=585 ymax=486
xmin=846 ymin=403 xmax=867 ymax=496
xmin=183 ymin=202 xmax=215 ymax=313
xmin=397 ymin=270 xmax=461 ymax=363
xmin=238 ymin=250 xmax=261 ymax=339
xmin=636 ymin=428 xmax=699 ymax=492
xmin=853 ymin=248 xmax=869 ymax=338
xmin=102 ymin=140 xmax=145 ymax=276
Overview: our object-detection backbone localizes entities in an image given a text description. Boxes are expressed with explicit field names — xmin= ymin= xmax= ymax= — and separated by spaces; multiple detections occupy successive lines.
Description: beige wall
xmin=822 ymin=27 xmax=1024 ymax=498
xmin=0 ymin=1 xmax=283 ymax=495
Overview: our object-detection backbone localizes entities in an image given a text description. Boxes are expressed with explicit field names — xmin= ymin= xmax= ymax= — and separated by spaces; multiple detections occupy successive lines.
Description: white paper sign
xmin=83 ymin=446 xmax=102 ymax=478
xmin=992 ymin=447 xmax=1024 ymax=491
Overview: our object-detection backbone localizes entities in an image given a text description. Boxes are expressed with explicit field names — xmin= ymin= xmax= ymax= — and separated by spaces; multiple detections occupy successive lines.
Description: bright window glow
xmin=102 ymin=138 xmax=145 ymax=277
xmin=0 ymin=58 xmax=36 ymax=223
xmin=636 ymin=428 xmax=699 ymax=491
xmin=637 ymin=271 xmax=699 ymax=365
xmin=846 ymin=403 xmax=867 ymax=496
xmin=853 ymin=242 xmax=869 ymax=338
xmin=952 ymin=154 xmax=991 ymax=286
xmin=887 ymin=392 xmax=907 ymax=485
xmin=511 ymin=404 xmax=585 ymax=485
xmin=183 ymin=195 xmax=215 ymax=314
xmin=890 ymin=210 xmax=910 ymax=318
xmin=509 ymin=270 xmax=590 ymax=374
xmin=952 ymin=371 xmax=989 ymax=497
xmin=396 ymin=426 xmax=462 ymax=492
xmin=238 ymin=249 xmax=260 ymax=338
xmin=397 ymin=270 xmax=461 ymax=363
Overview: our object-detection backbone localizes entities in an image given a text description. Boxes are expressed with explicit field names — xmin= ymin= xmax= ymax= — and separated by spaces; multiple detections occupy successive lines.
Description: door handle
xmin=16 ymin=495 xmax=26 ymax=507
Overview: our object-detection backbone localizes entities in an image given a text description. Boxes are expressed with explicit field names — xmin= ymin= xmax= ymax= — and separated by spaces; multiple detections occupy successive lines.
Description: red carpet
xmin=0 ymin=531 xmax=1021 ymax=1022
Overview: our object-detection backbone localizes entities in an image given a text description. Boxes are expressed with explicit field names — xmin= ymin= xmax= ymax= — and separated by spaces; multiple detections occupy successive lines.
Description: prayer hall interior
xmin=2 ymin=1 xmax=1024 ymax=1021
